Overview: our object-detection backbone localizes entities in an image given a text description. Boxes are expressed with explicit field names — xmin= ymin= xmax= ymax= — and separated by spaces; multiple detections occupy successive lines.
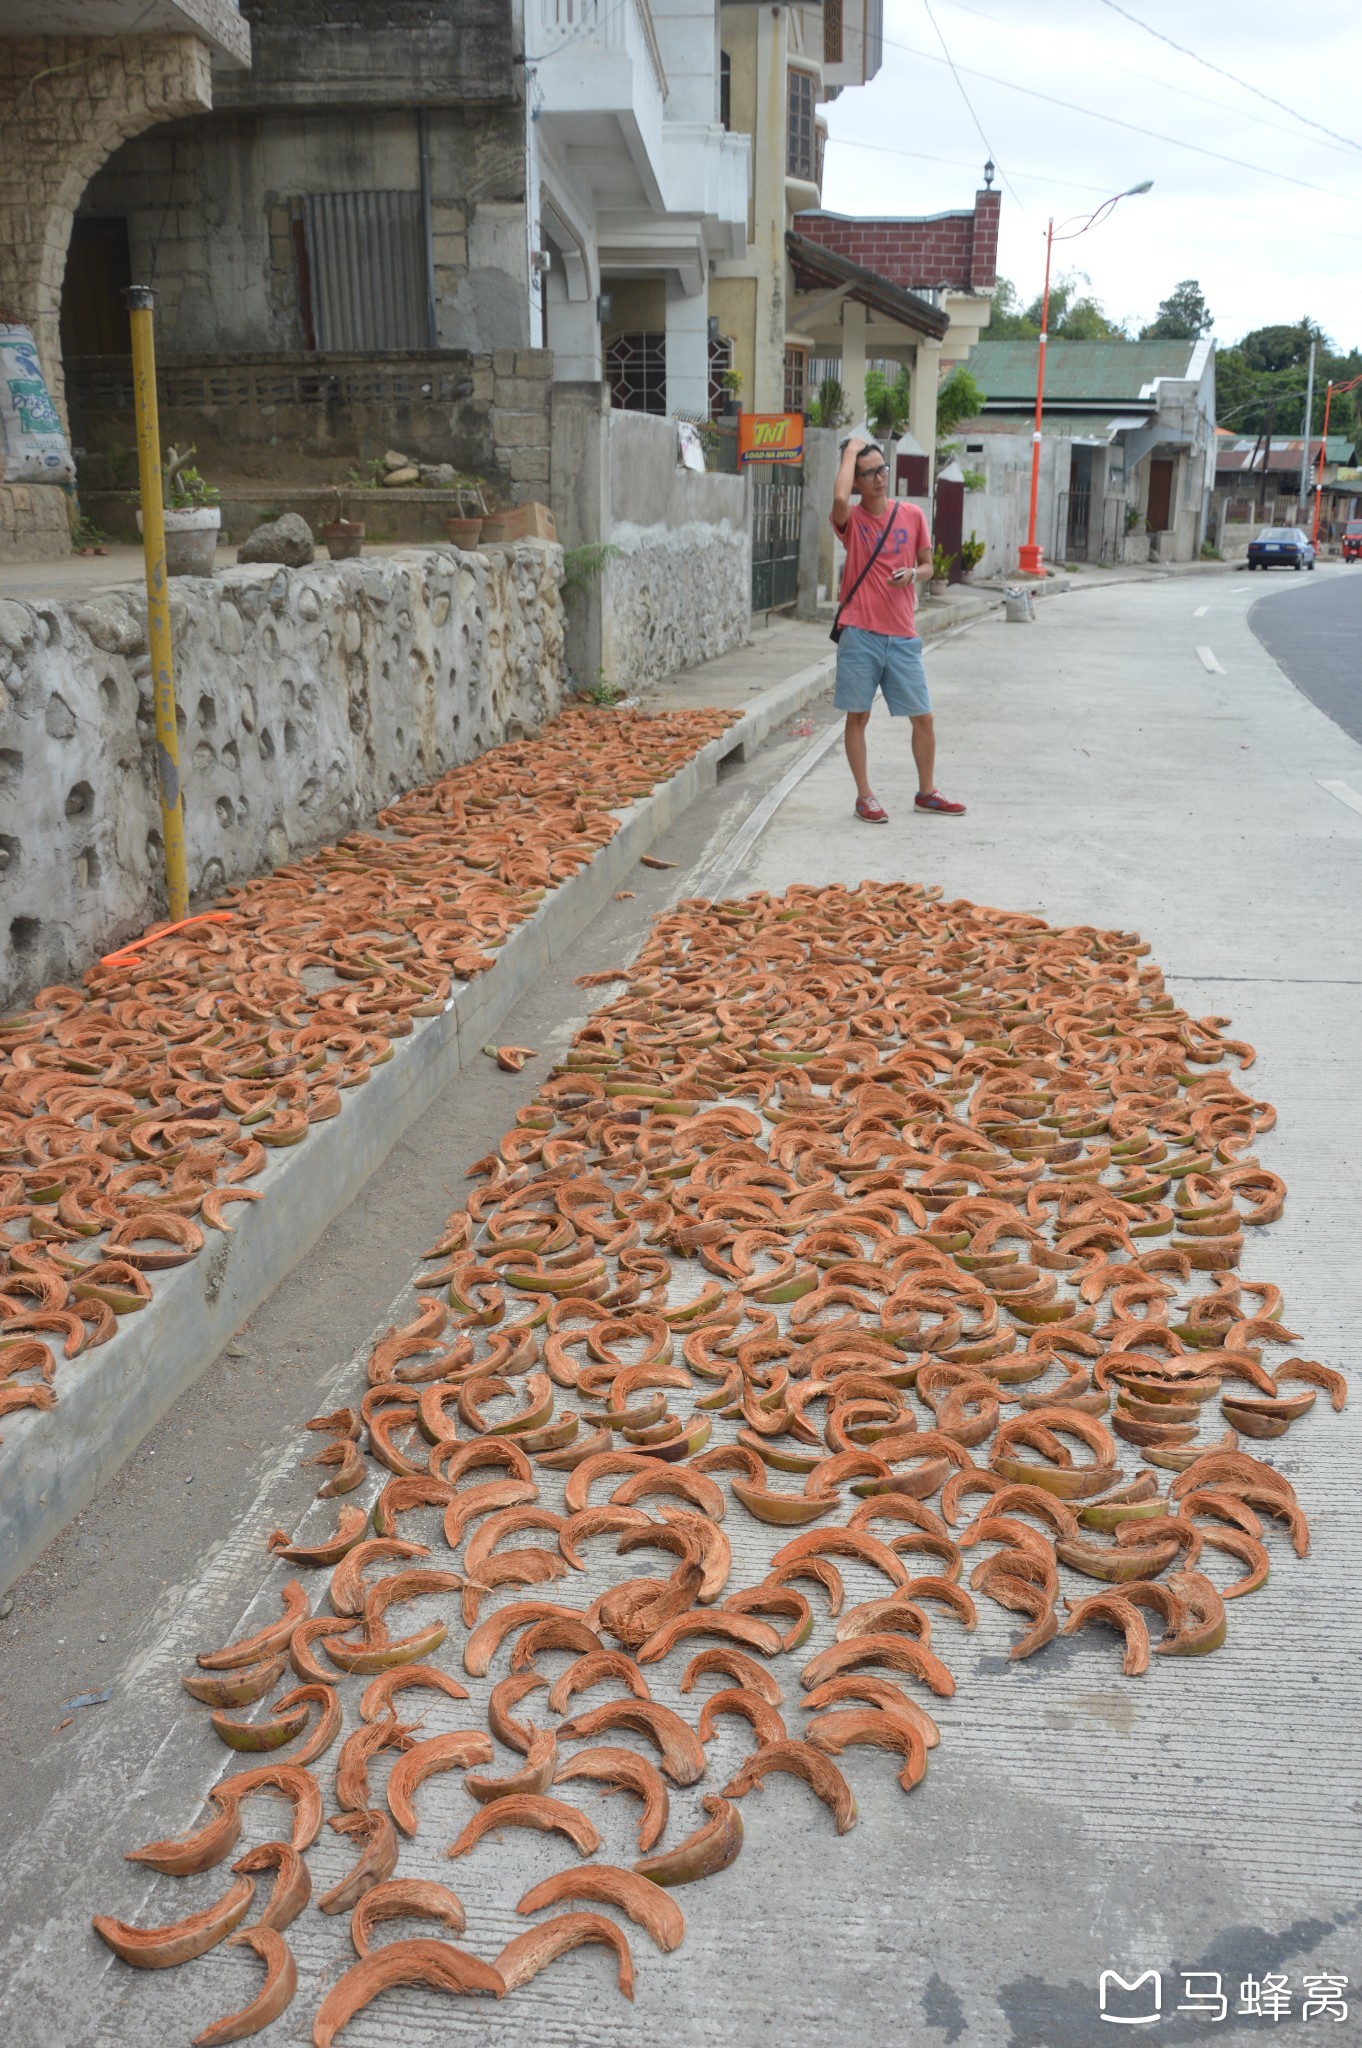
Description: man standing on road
xmin=831 ymin=435 xmax=966 ymax=821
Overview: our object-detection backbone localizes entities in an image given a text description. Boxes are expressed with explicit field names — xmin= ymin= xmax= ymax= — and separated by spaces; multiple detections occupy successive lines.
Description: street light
xmin=1310 ymin=372 xmax=1362 ymax=547
xmin=1017 ymin=181 xmax=1153 ymax=578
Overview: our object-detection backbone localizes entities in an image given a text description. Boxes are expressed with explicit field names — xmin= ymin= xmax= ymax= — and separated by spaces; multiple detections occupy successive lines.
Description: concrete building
xmin=0 ymin=0 xmax=250 ymax=559
xmin=710 ymin=0 xmax=884 ymax=417
xmin=961 ymin=336 xmax=1218 ymax=565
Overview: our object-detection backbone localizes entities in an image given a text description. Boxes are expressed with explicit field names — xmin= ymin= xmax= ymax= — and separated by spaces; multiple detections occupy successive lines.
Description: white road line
xmin=1318 ymin=778 xmax=1362 ymax=818
xmin=1193 ymin=605 xmax=1208 ymax=618
xmin=1196 ymin=645 xmax=1226 ymax=674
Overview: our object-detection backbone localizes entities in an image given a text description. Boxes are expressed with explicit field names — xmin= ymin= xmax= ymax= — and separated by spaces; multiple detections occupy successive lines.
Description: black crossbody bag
xmin=830 ymin=509 xmax=898 ymax=644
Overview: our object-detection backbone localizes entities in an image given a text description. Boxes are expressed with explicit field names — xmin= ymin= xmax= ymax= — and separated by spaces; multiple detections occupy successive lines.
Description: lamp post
xmin=1017 ymin=181 xmax=1153 ymax=579
xmin=1310 ymin=372 xmax=1362 ymax=548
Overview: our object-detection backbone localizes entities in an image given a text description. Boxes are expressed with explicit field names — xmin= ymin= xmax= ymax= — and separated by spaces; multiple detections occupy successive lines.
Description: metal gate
xmin=750 ymin=462 xmax=803 ymax=611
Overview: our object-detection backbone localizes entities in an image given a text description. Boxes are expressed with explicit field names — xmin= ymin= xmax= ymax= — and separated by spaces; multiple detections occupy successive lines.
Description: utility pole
xmin=1298 ymin=340 xmax=1316 ymax=522
xmin=1258 ymin=395 xmax=1274 ymax=517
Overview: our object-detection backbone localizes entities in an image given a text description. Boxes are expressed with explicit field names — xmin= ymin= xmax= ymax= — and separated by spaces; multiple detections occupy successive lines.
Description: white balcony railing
xmin=534 ymin=0 xmax=668 ymax=99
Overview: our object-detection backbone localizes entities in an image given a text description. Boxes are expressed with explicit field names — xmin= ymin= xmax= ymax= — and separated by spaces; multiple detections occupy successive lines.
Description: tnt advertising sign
xmin=737 ymin=413 xmax=805 ymax=465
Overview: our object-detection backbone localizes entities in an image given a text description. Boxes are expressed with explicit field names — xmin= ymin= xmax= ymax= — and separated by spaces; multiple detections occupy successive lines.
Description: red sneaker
xmin=855 ymin=794 xmax=889 ymax=823
xmin=915 ymin=789 xmax=967 ymax=815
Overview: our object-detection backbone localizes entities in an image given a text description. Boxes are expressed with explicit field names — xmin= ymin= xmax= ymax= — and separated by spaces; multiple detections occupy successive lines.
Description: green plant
xmin=560 ymin=542 xmax=622 ymax=606
xmin=346 ymin=458 xmax=389 ymax=489
xmin=127 ymin=443 xmax=219 ymax=509
xmin=806 ymin=376 xmax=848 ymax=429
xmin=935 ymin=368 xmax=987 ymax=443
xmin=582 ymin=673 xmax=625 ymax=705
xmin=70 ymin=513 xmax=107 ymax=549
xmin=931 ymin=543 xmax=957 ymax=583
xmin=961 ymin=466 xmax=987 ymax=493
xmin=1125 ymin=504 xmax=1143 ymax=533
xmin=865 ymin=366 xmax=911 ymax=441
xmin=720 ymin=369 xmax=743 ymax=395
xmin=958 ymin=531 xmax=986 ymax=573
xmin=1200 ymin=540 xmax=1223 ymax=560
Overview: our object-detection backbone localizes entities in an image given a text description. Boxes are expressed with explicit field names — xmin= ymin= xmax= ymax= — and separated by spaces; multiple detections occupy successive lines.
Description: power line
xmin=918 ymin=0 xmax=1026 ymax=213
xmin=931 ymin=0 xmax=1361 ymax=162
xmin=1096 ymin=0 xmax=1362 ymax=157
xmin=873 ymin=36 xmax=1350 ymax=200
xmin=823 ymin=133 xmax=1362 ymax=248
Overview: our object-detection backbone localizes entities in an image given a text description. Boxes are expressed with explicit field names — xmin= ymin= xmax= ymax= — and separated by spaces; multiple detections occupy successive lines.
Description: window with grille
xmin=606 ymin=331 xmax=667 ymax=415
xmin=783 ymin=347 xmax=808 ymax=415
xmin=787 ymin=69 xmax=816 ymax=181
xmin=823 ymin=0 xmax=843 ymax=65
xmin=708 ymin=335 xmax=734 ymax=418
xmin=720 ymin=50 xmax=731 ymax=131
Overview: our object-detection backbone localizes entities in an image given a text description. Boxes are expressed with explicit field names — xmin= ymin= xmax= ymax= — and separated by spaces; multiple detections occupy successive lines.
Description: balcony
xmin=532 ymin=0 xmax=670 ymax=208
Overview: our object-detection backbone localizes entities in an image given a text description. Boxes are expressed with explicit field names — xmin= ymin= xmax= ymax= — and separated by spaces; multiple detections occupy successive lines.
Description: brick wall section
xmin=0 ymin=35 xmax=214 ymax=419
xmin=796 ymin=190 xmax=1000 ymax=294
xmin=0 ymin=482 xmax=72 ymax=564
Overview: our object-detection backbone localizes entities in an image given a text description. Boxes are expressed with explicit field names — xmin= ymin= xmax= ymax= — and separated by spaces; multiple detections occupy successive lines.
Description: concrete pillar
xmin=840 ymin=299 xmax=867 ymax=431
xmin=665 ymin=276 xmax=710 ymax=416
xmin=910 ymin=340 xmax=943 ymax=489
xmin=751 ymin=4 xmax=788 ymax=414
xmin=550 ymin=380 xmax=610 ymax=688
xmin=544 ymin=266 xmax=601 ymax=382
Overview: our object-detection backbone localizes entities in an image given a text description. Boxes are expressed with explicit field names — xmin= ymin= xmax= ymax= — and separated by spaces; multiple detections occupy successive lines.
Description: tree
xmin=1141 ymin=279 xmax=1213 ymax=341
xmin=1023 ymin=272 xmax=1128 ymax=341
xmin=935 ymin=367 xmax=987 ymax=442
xmin=864 ymin=366 xmax=912 ymax=440
xmin=982 ymin=276 xmax=1035 ymax=339
xmin=1240 ymin=319 xmax=1329 ymax=373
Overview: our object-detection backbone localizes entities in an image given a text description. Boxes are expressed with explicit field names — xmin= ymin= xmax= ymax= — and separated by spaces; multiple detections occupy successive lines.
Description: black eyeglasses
xmin=856 ymin=464 xmax=889 ymax=480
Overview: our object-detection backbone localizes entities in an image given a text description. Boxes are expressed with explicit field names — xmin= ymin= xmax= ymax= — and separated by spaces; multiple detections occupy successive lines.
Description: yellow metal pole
xmin=123 ymin=284 xmax=188 ymax=921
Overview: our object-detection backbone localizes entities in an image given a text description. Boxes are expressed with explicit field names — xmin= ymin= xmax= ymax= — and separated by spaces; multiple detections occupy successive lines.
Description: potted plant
xmin=957 ymin=532 xmax=986 ymax=583
xmin=133 ymin=445 xmax=220 ymax=576
xmin=719 ymin=368 xmax=743 ymax=418
xmin=928 ymin=542 xmax=956 ymax=595
xmin=446 ymin=476 xmax=488 ymax=548
xmin=322 ymin=483 xmax=365 ymax=560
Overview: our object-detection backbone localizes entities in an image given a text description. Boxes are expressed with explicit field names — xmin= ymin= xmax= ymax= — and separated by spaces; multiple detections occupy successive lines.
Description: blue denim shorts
xmin=833 ymin=626 xmax=931 ymax=716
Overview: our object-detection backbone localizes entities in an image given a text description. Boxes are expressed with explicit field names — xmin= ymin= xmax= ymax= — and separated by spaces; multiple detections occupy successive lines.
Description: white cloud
xmin=820 ymin=0 xmax=1362 ymax=348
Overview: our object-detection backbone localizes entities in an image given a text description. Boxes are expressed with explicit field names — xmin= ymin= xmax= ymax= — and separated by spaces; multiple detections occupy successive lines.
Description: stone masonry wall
xmin=0 ymin=542 xmax=565 ymax=1002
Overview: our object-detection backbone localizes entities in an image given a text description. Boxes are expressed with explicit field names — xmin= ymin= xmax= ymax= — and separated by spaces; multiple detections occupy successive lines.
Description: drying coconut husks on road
xmin=88 ymin=879 xmax=1341 ymax=2040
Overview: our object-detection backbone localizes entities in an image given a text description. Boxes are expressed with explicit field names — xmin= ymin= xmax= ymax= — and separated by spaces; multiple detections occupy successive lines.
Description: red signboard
xmin=737 ymin=412 xmax=805 ymax=465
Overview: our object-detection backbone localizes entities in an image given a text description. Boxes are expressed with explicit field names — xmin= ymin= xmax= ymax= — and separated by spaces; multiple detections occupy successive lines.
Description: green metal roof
xmin=966 ymin=338 xmax=1201 ymax=404
xmin=958 ymin=410 xmax=1132 ymax=438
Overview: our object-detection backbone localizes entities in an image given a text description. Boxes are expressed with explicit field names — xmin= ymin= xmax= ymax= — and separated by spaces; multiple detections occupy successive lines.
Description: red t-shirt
xmin=832 ymin=500 xmax=931 ymax=638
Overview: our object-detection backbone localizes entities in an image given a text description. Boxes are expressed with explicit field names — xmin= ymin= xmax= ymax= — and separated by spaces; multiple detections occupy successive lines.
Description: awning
xmin=786 ymin=231 xmax=950 ymax=342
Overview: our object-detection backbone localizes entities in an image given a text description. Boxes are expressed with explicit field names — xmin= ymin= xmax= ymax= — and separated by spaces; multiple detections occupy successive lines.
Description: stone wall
xmin=0 ymin=483 xmax=72 ymax=566
xmin=0 ymin=542 xmax=564 ymax=1002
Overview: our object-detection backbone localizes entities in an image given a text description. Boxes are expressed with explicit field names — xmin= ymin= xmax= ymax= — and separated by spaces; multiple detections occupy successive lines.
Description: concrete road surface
xmin=1 ymin=572 xmax=1359 ymax=2048
xmin=1249 ymin=565 xmax=1362 ymax=746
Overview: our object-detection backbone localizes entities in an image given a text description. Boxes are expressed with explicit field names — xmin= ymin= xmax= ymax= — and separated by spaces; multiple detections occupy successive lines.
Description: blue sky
xmin=821 ymin=0 xmax=1362 ymax=350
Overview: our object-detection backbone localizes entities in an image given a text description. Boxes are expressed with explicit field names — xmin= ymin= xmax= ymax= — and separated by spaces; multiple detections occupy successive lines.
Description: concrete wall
xmin=215 ymin=0 xmax=516 ymax=109
xmin=0 ymin=542 xmax=565 ymax=1002
xmin=552 ymin=388 xmax=751 ymax=689
xmin=74 ymin=100 xmax=529 ymax=361
xmin=602 ymin=409 xmax=750 ymax=687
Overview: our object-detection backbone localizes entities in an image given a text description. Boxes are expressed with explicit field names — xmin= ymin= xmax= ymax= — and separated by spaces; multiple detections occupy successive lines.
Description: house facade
xmin=708 ymin=0 xmax=885 ymax=417
xmin=961 ymin=336 xmax=1217 ymax=566
xmin=0 ymin=0 xmax=250 ymax=560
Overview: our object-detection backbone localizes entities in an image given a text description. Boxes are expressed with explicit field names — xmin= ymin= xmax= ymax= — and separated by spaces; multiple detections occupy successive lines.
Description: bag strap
xmin=832 ymin=508 xmax=898 ymax=629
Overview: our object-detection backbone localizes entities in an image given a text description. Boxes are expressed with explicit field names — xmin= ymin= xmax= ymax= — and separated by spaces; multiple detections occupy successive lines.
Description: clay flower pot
xmin=444 ymin=516 xmax=482 ymax=548
xmin=323 ymin=520 xmax=365 ymax=561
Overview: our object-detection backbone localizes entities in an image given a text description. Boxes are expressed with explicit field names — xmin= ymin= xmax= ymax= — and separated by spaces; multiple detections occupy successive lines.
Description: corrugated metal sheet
xmin=967 ymin=338 xmax=1198 ymax=403
xmin=303 ymin=192 xmax=427 ymax=352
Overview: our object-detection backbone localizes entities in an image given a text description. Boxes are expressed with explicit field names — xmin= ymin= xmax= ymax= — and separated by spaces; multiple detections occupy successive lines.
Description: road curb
xmin=0 ymin=658 xmax=834 ymax=1594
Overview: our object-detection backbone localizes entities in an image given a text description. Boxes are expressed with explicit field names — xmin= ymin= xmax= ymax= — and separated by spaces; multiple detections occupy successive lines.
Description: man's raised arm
xmin=832 ymin=436 xmax=865 ymax=530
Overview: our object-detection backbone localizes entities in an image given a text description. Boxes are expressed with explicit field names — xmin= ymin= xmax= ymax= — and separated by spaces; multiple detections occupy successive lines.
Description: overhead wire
xmin=1095 ymin=0 xmax=1362 ymax=157
xmin=929 ymin=0 xmax=1362 ymax=162
xmin=918 ymin=0 xmax=1026 ymax=213
xmin=865 ymin=36 xmax=1350 ymax=200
